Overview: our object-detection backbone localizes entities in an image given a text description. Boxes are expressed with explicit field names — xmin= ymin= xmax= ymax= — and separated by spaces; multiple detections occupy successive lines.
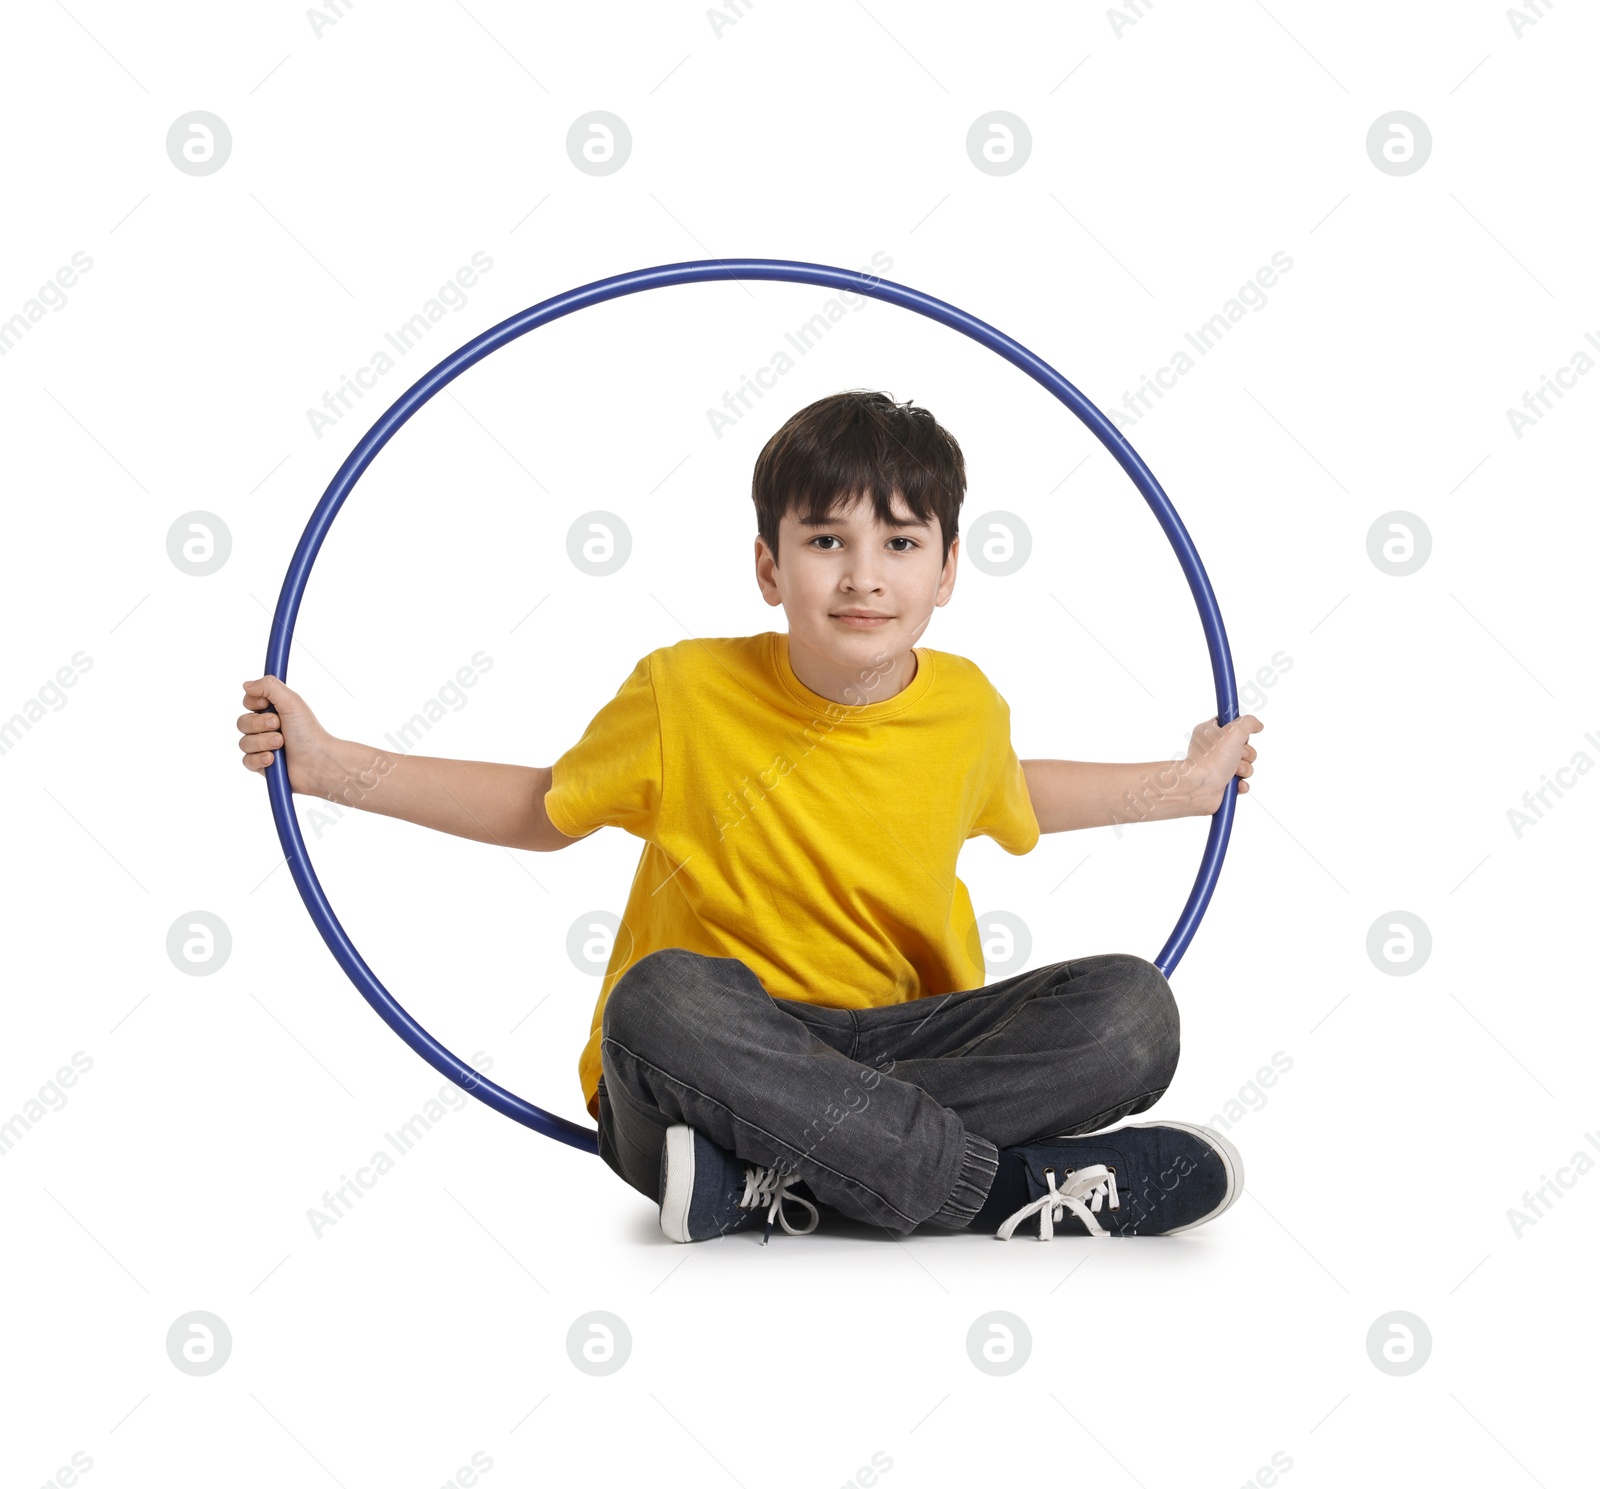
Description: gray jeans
xmin=595 ymin=947 xmax=1181 ymax=1235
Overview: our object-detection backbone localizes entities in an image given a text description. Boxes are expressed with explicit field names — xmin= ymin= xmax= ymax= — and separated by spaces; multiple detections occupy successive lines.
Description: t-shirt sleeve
xmin=967 ymin=695 xmax=1041 ymax=856
xmin=544 ymin=653 xmax=662 ymax=841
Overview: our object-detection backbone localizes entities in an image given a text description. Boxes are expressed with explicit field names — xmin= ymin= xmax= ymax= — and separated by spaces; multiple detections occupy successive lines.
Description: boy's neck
xmin=782 ymin=632 xmax=919 ymax=708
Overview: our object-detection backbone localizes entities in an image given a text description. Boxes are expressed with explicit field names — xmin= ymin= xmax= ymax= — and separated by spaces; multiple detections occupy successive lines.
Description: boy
xmin=239 ymin=390 xmax=1263 ymax=1246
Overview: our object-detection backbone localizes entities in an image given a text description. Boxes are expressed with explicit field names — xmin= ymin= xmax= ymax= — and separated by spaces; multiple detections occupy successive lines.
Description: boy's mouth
xmin=832 ymin=611 xmax=893 ymax=628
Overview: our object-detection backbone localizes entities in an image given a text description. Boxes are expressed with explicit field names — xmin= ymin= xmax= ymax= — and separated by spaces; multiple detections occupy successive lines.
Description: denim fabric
xmin=595 ymin=946 xmax=1180 ymax=1235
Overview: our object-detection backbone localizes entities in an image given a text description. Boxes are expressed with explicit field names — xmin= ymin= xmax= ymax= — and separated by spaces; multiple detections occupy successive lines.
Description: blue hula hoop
xmin=262 ymin=258 xmax=1240 ymax=1155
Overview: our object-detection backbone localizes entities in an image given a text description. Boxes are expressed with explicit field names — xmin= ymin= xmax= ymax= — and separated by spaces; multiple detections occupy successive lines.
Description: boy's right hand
xmin=238 ymin=675 xmax=331 ymax=795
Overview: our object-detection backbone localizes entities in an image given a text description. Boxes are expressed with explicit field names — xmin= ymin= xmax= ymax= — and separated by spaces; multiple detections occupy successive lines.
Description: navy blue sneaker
xmin=994 ymin=1121 xmax=1244 ymax=1240
xmin=658 ymin=1124 xmax=822 ymax=1244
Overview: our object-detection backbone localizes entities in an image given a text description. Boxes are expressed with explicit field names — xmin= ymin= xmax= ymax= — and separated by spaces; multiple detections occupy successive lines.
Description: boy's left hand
xmin=1183 ymin=714 xmax=1264 ymax=814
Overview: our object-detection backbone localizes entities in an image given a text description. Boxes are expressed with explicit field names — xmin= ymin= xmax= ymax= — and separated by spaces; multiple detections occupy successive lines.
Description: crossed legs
xmin=595 ymin=946 xmax=1180 ymax=1235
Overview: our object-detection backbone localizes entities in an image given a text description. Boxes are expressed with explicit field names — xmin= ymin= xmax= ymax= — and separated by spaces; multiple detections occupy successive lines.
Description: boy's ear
xmin=935 ymin=534 xmax=960 ymax=606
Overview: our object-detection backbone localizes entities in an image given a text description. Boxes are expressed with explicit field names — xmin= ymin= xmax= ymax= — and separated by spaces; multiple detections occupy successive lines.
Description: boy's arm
xmin=1021 ymin=714 xmax=1263 ymax=834
xmin=308 ymin=739 xmax=590 ymax=853
xmin=239 ymin=675 xmax=588 ymax=852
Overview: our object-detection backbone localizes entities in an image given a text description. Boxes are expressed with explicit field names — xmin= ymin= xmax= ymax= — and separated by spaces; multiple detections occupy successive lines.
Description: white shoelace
xmin=739 ymin=1163 xmax=821 ymax=1240
xmin=996 ymin=1164 xmax=1120 ymax=1241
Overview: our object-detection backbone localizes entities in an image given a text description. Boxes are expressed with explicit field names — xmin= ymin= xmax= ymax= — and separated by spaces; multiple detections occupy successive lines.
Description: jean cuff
xmin=924 ymin=1130 xmax=1000 ymax=1230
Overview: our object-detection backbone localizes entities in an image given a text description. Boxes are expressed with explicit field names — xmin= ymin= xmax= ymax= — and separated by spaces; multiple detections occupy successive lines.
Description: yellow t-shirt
xmin=544 ymin=631 xmax=1040 ymax=1122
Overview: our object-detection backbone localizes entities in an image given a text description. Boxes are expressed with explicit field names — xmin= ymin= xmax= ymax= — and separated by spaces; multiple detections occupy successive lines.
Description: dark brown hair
xmin=751 ymin=390 xmax=965 ymax=566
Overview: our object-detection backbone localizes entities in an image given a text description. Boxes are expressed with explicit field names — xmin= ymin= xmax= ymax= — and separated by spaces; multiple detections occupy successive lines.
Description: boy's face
xmin=754 ymin=490 xmax=958 ymax=670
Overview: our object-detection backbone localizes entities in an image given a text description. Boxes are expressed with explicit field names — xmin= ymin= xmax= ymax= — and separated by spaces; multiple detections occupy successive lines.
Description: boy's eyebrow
xmin=797 ymin=512 xmax=931 ymax=529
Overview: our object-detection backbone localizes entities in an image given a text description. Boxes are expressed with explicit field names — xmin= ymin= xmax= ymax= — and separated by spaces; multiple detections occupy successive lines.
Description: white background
xmin=2 ymin=1 xmax=1596 ymax=1485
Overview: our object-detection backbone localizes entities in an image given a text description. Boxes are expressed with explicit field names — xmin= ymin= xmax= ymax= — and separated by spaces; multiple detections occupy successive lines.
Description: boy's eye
xmin=809 ymin=535 xmax=918 ymax=551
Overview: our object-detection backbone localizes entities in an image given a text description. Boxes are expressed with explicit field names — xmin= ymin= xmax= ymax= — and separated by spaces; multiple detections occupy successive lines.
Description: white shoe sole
xmin=1121 ymin=1120 xmax=1245 ymax=1234
xmin=659 ymin=1123 xmax=698 ymax=1243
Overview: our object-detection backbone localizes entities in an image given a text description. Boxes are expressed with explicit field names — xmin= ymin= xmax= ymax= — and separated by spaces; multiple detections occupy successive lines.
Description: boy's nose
xmin=841 ymin=570 xmax=887 ymax=594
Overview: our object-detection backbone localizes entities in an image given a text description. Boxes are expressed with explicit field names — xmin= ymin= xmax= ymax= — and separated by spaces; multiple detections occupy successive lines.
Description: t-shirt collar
xmin=770 ymin=631 xmax=935 ymax=722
